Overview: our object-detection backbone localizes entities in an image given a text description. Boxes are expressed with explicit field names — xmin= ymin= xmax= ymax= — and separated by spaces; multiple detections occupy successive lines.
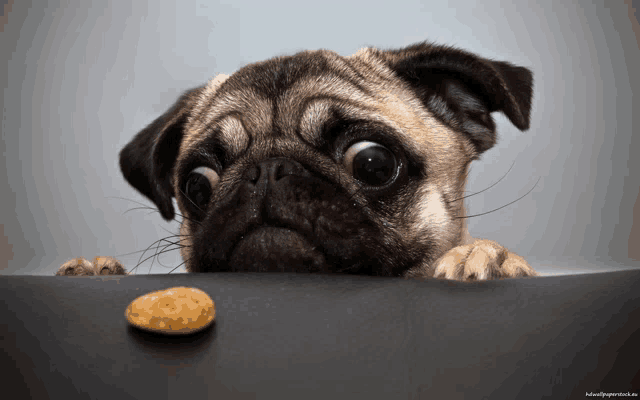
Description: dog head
xmin=119 ymin=42 xmax=532 ymax=276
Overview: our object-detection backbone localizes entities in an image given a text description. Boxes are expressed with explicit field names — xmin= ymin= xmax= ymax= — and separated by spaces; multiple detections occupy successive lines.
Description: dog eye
xmin=184 ymin=166 xmax=219 ymax=210
xmin=343 ymin=141 xmax=398 ymax=186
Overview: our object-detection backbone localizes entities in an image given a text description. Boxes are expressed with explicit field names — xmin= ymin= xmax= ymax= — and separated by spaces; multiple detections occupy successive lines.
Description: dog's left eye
xmin=184 ymin=166 xmax=219 ymax=210
xmin=343 ymin=141 xmax=398 ymax=186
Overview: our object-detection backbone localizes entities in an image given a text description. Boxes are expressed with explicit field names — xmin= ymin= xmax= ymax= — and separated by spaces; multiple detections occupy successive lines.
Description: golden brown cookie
xmin=125 ymin=287 xmax=215 ymax=334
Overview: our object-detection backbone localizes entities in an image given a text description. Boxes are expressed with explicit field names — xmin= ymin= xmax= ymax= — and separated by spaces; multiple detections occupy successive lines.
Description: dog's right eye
xmin=343 ymin=141 xmax=398 ymax=186
xmin=184 ymin=166 xmax=219 ymax=210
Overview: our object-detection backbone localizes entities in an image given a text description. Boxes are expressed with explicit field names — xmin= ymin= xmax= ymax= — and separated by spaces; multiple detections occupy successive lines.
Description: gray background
xmin=1 ymin=0 xmax=639 ymax=276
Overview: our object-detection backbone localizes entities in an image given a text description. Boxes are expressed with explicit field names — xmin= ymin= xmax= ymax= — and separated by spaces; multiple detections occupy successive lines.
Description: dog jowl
xmin=57 ymin=42 xmax=538 ymax=281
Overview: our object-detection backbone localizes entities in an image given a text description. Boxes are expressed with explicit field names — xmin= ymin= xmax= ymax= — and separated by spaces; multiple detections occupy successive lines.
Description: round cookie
xmin=125 ymin=286 xmax=215 ymax=334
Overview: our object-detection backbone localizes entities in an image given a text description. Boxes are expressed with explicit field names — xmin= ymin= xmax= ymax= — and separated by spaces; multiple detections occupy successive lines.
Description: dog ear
xmin=119 ymin=86 xmax=205 ymax=220
xmin=379 ymin=42 xmax=533 ymax=155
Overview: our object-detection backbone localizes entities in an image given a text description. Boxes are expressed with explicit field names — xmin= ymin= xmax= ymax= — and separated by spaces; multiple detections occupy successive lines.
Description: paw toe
xmin=434 ymin=244 xmax=471 ymax=280
xmin=501 ymin=252 xmax=539 ymax=277
xmin=56 ymin=258 xmax=95 ymax=276
xmin=92 ymin=256 xmax=127 ymax=275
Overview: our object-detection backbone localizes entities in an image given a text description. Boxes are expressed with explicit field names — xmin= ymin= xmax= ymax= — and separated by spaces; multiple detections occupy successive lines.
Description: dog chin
xmin=228 ymin=227 xmax=329 ymax=273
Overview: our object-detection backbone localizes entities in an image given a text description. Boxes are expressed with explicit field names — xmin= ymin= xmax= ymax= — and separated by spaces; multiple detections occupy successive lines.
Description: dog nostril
xmin=245 ymin=165 xmax=261 ymax=183
xmin=273 ymin=161 xmax=300 ymax=180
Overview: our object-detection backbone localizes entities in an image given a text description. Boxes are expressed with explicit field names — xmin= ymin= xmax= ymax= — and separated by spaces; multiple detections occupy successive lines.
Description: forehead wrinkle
xmin=216 ymin=116 xmax=249 ymax=157
xmin=188 ymin=90 xmax=237 ymax=133
xmin=277 ymin=74 xmax=374 ymax=135
xmin=190 ymin=87 xmax=273 ymax=138
xmin=298 ymin=99 xmax=330 ymax=146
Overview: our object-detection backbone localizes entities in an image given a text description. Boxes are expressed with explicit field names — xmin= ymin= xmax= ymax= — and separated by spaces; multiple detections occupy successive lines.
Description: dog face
xmin=119 ymin=42 xmax=532 ymax=277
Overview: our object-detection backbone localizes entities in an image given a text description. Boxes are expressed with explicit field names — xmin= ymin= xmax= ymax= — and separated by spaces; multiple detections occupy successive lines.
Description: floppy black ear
xmin=380 ymin=42 xmax=533 ymax=154
xmin=119 ymin=86 xmax=204 ymax=220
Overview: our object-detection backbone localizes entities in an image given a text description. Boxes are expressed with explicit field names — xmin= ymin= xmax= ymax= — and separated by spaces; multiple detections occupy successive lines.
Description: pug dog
xmin=57 ymin=41 xmax=539 ymax=281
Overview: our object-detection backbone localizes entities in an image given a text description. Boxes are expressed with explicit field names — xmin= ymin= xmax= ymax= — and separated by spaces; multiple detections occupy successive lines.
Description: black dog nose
xmin=242 ymin=158 xmax=313 ymax=185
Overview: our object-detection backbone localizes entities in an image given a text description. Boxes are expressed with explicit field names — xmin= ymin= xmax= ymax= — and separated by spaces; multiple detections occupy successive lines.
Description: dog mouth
xmin=228 ymin=226 xmax=328 ymax=273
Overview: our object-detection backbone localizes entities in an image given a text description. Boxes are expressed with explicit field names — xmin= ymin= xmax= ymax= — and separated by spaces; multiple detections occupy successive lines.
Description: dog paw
xmin=56 ymin=257 xmax=127 ymax=276
xmin=433 ymin=239 xmax=538 ymax=281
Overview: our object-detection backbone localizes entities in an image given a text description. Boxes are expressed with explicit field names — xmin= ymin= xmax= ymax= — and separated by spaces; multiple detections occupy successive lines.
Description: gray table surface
xmin=1 ymin=270 xmax=639 ymax=399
